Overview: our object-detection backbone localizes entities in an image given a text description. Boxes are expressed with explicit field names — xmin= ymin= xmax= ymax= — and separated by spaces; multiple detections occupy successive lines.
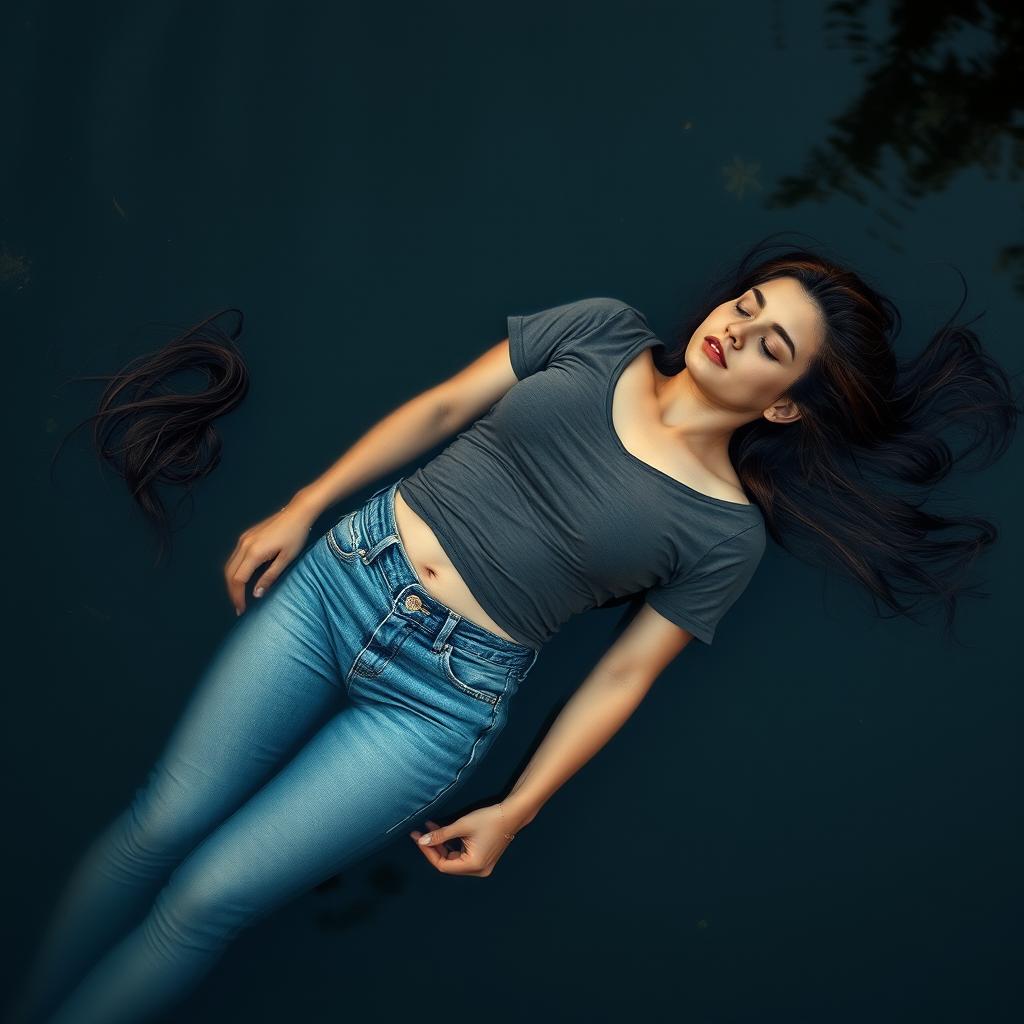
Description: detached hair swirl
xmin=50 ymin=308 xmax=251 ymax=565
xmin=604 ymin=233 xmax=1024 ymax=646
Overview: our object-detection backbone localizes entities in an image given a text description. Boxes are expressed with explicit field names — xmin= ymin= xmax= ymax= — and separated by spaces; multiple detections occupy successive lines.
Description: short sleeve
xmin=644 ymin=522 xmax=766 ymax=645
xmin=506 ymin=297 xmax=632 ymax=380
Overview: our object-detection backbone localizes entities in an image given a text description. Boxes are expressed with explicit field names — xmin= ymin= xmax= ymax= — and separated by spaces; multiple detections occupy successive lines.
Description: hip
xmin=312 ymin=477 xmax=539 ymax=734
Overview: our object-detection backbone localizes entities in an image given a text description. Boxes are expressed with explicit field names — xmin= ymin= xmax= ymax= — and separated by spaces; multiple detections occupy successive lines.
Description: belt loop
xmin=431 ymin=611 xmax=461 ymax=653
xmin=523 ymin=649 xmax=539 ymax=675
xmin=358 ymin=479 xmax=397 ymax=564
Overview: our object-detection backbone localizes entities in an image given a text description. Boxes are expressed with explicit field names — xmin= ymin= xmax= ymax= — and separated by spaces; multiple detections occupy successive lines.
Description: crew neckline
xmin=605 ymin=333 xmax=761 ymax=511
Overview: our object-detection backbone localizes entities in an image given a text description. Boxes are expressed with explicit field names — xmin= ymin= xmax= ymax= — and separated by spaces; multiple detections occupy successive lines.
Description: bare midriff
xmin=393 ymin=487 xmax=522 ymax=646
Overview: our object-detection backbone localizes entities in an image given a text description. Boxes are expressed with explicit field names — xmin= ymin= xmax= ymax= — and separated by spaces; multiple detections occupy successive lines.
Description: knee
xmin=107 ymin=766 xmax=206 ymax=879
xmin=148 ymin=857 xmax=254 ymax=954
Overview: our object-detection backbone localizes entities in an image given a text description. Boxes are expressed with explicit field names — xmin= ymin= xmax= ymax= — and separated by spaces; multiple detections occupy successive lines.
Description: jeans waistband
xmin=355 ymin=478 xmax=540 ymax=675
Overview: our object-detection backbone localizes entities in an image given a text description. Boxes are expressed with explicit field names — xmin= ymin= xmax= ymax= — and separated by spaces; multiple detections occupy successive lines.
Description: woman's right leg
xmin=11 ymin=531 xmax=357 ymax=1024
xmin=33 ymin=478 xmax=536 ymax=1024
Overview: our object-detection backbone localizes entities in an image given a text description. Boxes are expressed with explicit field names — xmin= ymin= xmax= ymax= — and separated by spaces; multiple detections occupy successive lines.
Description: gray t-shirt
xmin=398 ymin=296 xmax=766 ymax=651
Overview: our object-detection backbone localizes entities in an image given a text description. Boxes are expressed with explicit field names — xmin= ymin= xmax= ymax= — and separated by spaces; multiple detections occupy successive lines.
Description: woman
xmin=11 ymin=237 xmax=1020 ymax=1023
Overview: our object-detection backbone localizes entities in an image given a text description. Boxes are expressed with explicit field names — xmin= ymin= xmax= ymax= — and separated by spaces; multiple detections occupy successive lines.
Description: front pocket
xmin=437 ymin=644 xmax=506 ymax=706
xmin=326 ymin=510 xmax=362 ymax=561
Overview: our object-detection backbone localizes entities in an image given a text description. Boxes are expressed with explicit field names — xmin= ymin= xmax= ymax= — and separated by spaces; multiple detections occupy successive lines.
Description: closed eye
xmin=735 ymin=302 xmax=778 ymax=362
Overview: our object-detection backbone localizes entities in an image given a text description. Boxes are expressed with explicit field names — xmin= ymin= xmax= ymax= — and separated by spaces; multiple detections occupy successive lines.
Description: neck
xmin=652 ymin=365 xmax=749 ymax=462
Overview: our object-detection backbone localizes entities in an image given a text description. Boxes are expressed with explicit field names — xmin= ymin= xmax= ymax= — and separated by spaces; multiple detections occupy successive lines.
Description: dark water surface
xmin=2 ymin=2 xmax=1022 ymax=1021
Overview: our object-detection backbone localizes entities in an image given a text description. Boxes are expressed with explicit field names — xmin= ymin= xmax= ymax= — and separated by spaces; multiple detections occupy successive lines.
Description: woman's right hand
xmin=224 ymin=500 xmax=317 ymax=616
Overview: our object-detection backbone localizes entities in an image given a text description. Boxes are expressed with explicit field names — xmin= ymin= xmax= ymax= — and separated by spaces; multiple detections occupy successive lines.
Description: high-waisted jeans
xmin=12 ymin=477 xmax=539 ymax=1024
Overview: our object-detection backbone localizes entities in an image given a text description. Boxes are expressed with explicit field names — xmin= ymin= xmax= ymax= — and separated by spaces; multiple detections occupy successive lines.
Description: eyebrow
xmin=751 ymin=286 xmax=797 ymax=361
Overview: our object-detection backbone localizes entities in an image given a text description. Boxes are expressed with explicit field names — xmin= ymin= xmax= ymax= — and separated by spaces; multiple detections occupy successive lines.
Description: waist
xmin=356 ymin=477 xmax=540 ymax=655
xmin=391 ymin=484 xmax=524 ymax=648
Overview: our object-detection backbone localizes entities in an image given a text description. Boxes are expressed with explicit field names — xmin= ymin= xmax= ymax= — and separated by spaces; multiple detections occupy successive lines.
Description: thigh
xmin=158 ymin=692 xmax=492 ymax=925
xmin=132 ymin=542 xmax=348 ymax=855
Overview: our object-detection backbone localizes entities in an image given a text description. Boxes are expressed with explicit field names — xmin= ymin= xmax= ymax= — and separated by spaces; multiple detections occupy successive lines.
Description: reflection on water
xmin=764 ymin=0 xmax=1022 ymax=279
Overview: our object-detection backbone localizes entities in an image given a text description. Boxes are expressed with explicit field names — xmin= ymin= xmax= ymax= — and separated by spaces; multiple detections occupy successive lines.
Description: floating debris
xmin=0 ymin=241 xmax=31 ymax=291
xmin=79 ymin=604 xmax=113 ymax=623
xmin=722 ymin=157 xmax=763 ymax=200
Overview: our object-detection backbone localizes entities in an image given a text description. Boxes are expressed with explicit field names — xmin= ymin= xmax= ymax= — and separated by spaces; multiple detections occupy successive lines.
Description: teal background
xmin=3 ymin=1 xmax=1022 ymax=1021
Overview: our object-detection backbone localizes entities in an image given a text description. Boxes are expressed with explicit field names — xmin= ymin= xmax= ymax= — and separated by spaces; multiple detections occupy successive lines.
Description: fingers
xmin=224 ymin=536 xmax=250 ymax=614
xmin=425 ymin=819 xmax=462 ymax=859
xmin=225 ymin=544 xmax=278 ymax=617
xmin=252 ymin=552 xmax=290 ymax=602
xmin=410 ymin=819 xmax=483 ymax=875
xmin=409 ymin=829 xmax=444 ymax=868
xmin=226 ymin=553 xmax=256 ymax=616
xmin=417 ymin=818 xmax=447 ymax=848
xmin=224 ymin=510 xmax=305 ymax=614
xmin=411 ymin=818 xmax=453 ymax=869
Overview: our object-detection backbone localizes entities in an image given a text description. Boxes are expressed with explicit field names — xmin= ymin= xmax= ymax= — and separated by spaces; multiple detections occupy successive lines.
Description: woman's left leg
xmin=10 ymin=531 xmax=357 ymax=1024
xmin=42 ymin=674 xmax=493 ymax=1024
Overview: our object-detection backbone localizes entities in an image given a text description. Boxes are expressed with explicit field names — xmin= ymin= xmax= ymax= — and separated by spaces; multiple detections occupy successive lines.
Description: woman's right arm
xmin=288 ymin=385 xmax=456 ymax=521
xmin=225 ymin=385 xmax=454 ymax=614
xmin=290 ymin=335 xmax=518 ymax=521
xmin=227 ymin=336 xmax=518 ymax=613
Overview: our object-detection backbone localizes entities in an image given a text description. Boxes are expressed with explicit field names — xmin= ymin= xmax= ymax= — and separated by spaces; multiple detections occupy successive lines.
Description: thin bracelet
xmin=498 ymin=801 xmax=516 ymax=842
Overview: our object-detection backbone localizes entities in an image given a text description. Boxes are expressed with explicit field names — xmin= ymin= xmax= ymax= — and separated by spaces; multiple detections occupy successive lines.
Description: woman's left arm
xmin=499 ymin=603 xmax=695 ymax=833
xmin=501 ymin=665 xmax=658 ymax=831
xmin=411 ymin=605 xmax=692 ymax=875
xmin=410 ymin=664 xmax=657 ymax=875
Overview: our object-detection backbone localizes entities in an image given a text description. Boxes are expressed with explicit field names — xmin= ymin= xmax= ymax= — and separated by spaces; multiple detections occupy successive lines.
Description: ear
xmin=764 ymin=397 xmax=802 ymax=424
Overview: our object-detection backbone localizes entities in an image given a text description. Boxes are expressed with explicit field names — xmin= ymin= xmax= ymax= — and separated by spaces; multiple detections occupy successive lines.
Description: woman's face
xmin=686 ymin=276 xmax=825 ymax=421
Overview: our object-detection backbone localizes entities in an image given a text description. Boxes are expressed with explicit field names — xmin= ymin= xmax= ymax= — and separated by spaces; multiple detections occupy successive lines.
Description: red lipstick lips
xmin=703 ymin=336 xmax=727 ymax=367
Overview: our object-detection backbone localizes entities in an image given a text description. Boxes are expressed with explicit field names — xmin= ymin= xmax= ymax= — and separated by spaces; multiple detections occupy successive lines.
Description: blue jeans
xmin=13 ymin=478 xmax=539 ymax=1024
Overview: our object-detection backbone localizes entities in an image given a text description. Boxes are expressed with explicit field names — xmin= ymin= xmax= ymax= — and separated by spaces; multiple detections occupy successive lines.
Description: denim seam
xmin=371 ymin=540 xmax=401 ymax=594
xmin=345 ymin=609 xmax=393 ymax=692
xmin=382 ymin=667 xmax=512 ymax=836
xmin=348 ymin=610 xmax=418 ymax=683
xmin=347 ymin=509 xmax=360 ymax=551
xmin=326 ymin=515 xmax=360 ymax=561
xmin=437 ymin=644 xmax=500 ymax=706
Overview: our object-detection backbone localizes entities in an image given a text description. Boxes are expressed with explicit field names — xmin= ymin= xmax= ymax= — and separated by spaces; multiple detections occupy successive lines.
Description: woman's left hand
xmin=409 ymin=806 xmax=516 ymax=877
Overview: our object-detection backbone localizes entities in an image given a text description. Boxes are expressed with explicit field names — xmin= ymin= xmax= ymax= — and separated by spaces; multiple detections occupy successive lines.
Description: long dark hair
xmin=604 ymin=233 xmax=1023 ymax=646
xmin=50 ymin=308 xmax=251 ymax=565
